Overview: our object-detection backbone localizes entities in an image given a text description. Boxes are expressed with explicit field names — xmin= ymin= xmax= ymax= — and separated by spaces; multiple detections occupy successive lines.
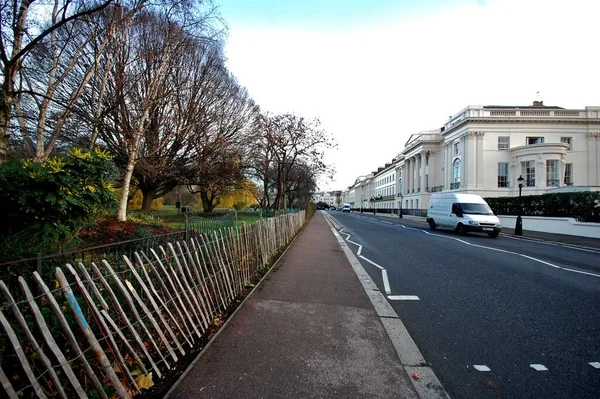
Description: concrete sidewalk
xmin=167 ymin=212 xmax=429 ymax=398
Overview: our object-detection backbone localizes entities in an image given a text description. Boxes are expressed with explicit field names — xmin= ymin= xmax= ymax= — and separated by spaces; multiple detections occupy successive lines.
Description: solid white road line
xmin=381 ymin=220 xmax=393 ymax=224
xmin=473 ymin=365 xmax=491 ymax=372
xmin=359 ymin=255 xmax=384 ymax=270
xmin=381 ymin=269 xmax=391 ymax=294
xmin=589 ymin=362 xmax=600 ymax=369
xmin=347 ymin=240 xmax=363 ymax=256
xmin=388 ymin=295 xmax=420 ymax=301
xmin=530 ymin=364 xmax=548 ymax=371
xmin=422 ymin=230 xmax=600 ymax=279
xmin=358 ymin=255 xmax=391 ymax=294
xmin=502 ymin=234 xmax=600 ymax=254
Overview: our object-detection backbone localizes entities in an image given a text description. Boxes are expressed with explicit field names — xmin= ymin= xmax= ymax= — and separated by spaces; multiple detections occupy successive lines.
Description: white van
xmin=426 ymin=193 xmax=501 ymax=238
xmin=342 ymin=203 xmax=351 ymax=212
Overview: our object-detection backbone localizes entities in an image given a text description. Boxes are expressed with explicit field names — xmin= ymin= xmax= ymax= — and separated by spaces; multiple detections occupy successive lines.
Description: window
xmin=527 ymin=137 xmax=544 ymax=145
xmin=425 ymin=174 xmax=429 ymax=191
xmin=498 ymin=136 xmax=510 ymax=150
xmin=522 ymin=161 xmax=536 ymax=186
xmin=564 ymin=163 xmax=573 ymax=185
xmin=453 ymin=142 xmax=460 ymax=155
xmin=546 ymin=160 xmax=559 ymax=187
xmin=498 ymin=162 xmax=509 ymax=187
xmin=561 ymin=137 xmax=572 ymax=151
xmin=453 ymin=159 xmax=461 ymax=183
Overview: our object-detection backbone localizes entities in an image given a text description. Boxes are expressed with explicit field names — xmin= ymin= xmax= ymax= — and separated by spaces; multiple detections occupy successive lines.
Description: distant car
xmin=342 ymin=203 xmax=351 ymax=212
xmin=329 ymin=206 xmax=336 ymax=211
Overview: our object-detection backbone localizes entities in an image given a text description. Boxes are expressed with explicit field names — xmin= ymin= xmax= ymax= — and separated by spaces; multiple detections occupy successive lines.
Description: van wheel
xmin=488 ymin=232 xmax=499 ymax=238
xmin=428 ymin=219 xmax=436 ymax=230
xmin=456 ymin=223 xmax=466 ymax=235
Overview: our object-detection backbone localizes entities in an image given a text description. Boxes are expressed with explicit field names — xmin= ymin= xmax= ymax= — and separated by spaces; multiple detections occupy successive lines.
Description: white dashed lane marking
xmin=388 ymin=295 xmax=420 ymax=300
xmin=530 ymin=364 xmax=548 ymax=371
xmin=474 ymin=362 xmax=600 ymax=372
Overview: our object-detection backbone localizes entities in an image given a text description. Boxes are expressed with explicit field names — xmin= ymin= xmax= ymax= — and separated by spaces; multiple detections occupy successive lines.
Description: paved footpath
xmin=167 ymin=212 xmax=425 ymax=398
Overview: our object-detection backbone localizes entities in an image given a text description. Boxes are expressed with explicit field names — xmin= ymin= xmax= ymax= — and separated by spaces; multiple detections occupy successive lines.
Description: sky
xmin=215 ymin=0 xmax=600 ymax=191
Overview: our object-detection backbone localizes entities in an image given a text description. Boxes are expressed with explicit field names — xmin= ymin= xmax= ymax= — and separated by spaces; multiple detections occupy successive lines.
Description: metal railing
xmin=450 ymin=182 xmax=460 ymax=190
xmin=0 ymin=230 xmax=187 ymax=282
xmin=546 ymin=179 xmax=560 ymax=187
xmin=356 ymin=208 xmax=427 ymax=217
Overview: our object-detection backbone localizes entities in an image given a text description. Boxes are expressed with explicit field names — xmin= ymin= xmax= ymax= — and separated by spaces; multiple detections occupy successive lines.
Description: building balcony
xmin=429 ymin=185 xmax=443 ymax=193
xmin=450 ymin=182 xmax=460 ymax=190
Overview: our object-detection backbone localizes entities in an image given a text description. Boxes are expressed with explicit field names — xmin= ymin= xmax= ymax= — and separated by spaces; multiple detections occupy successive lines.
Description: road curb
xmin=163 ymin=217 xmax=309 ymax=399
xmin=324 ymin=213 xmax=450 ymax=399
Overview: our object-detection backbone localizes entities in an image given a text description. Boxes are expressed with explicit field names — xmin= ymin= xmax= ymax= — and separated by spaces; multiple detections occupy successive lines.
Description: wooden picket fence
xmin=0 ymin=211 xmax=305 ymax=398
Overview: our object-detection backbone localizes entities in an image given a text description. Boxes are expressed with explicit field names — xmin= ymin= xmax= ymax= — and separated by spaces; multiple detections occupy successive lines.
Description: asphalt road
xmin=325 ymin=211 xmax=600 ymax=399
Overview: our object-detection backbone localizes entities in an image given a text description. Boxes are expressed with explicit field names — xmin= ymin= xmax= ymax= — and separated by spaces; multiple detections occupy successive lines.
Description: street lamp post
xmin=399 ymin=194 xmax=403 ymax=218
xmin=515 ymin=175 xmax=524 ymax=236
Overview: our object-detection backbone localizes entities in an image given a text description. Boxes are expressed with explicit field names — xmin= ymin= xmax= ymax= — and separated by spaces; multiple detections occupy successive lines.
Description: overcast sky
xmin=216 ymin=0 xmax=600 ymax=191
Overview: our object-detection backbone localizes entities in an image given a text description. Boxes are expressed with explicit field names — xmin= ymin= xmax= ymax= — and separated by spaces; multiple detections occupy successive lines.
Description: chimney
xmin=533 ymin=100 xmax=544 ymax=106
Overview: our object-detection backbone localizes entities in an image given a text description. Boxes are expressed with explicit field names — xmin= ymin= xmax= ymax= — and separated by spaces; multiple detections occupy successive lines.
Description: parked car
xmin=426 ymin=193 xmax=501 ymax=238
xmin=342 ymin=203 xmax=351 ymax=212
xmin=329 ymin=206 xmax=337 ymax=211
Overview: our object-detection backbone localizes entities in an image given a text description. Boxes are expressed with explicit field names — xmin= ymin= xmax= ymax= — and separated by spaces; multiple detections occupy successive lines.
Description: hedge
xmin=484 ymin=191 xmax=600 ymax=223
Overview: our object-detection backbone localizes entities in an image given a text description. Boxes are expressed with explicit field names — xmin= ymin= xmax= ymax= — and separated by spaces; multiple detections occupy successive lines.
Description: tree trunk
xmin=0 ymin=103 xmax=10 ymax=163
xmin=117 ymin=150 xmax=137 ymax=221
xmin=200 ymin=191 xmax=217 ymax=213
xmin=0 ymin=84 xmax=15 ymax=163
xmin=141 ymin=189 xmax=156 ymax=214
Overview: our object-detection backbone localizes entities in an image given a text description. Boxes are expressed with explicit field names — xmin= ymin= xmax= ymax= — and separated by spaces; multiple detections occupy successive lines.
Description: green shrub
xmin=233 ymin=201 xmax=247 ymax=210
xmin=0 ymin=148 xmax=117 ymax=260
xmin=485 ymin=191 xmax=600 ymax=222
xmin=306 ymin=202 xmax=316 ymax=219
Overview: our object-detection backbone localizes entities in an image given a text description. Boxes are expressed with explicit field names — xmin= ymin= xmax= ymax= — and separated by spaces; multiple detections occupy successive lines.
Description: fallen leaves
xmin=136 ymin=372 xmax=154 ymax=390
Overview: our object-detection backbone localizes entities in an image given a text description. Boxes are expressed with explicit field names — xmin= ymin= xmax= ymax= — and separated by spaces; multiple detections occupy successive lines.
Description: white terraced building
xmin=342 ymin=102 xmax=600 ymax=213
xmin=312 ymin=192 xmax=338 ymax=207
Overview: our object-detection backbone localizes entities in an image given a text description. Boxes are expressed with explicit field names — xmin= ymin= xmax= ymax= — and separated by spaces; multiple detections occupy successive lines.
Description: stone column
xmin=413 ymin=155 xmax=421 ymax=193
xmin=420 ymin=153 xmax=426 ymax=193
xmin=446 ymin=144 xmax=452 ymax=189
xmin=537 ymin=154 xmax=546 ymax=189
xmin=428 ymin=151 xmax=436 ymax=189
xmin=588 ymin=132 xmax=600 ymax=185
xmin=408 ymin=158 xmax=413 ymax=194
xmin=475 ymin=132 xmax=485 ymax=187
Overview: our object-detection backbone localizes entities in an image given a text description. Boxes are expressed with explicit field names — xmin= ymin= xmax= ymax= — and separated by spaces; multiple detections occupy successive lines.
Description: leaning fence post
xmin=185 ymin=211 xmax=190 ymax=245
xmin=37 ymin=252 xmax=42 ymax=275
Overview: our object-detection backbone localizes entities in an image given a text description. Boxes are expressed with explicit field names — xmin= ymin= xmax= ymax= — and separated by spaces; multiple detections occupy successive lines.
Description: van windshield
xmin=460 ymin=203 xmax=494 ymax=215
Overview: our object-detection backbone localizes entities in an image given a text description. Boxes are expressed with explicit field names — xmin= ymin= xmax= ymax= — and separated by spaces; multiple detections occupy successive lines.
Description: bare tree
xmin=96 ymin=3 xmax=223 ymax=221
xmin=246 ymin=112 xmax=335 ymax=210
xmin=244 ymin=113 xmax=278 ymax=209
xmin=285 ymin=160 xmax=318 ymax=209
xmin=185 ymin=68 xmax=257 ymax=212
xmin=0 ymin=0 xmax=148 ymax=162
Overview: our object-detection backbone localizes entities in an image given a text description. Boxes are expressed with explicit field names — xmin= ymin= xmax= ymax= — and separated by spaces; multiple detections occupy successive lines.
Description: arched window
xmin=453 ymin=159 xmax=461 ymax=183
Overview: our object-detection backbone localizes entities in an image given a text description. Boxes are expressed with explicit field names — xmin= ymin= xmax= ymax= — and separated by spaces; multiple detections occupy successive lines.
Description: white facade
xmin=345 ymin=103 xmax=600 ymax=211
xmin=312 ymin=192 xmax=338 ymax=207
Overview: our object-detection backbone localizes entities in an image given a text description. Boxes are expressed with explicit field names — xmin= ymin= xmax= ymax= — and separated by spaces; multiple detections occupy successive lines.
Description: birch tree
xmin=0 ymin=0 xmax=139 ymax=162
xmin=98 ymin=3 xmax=222 ymax=221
